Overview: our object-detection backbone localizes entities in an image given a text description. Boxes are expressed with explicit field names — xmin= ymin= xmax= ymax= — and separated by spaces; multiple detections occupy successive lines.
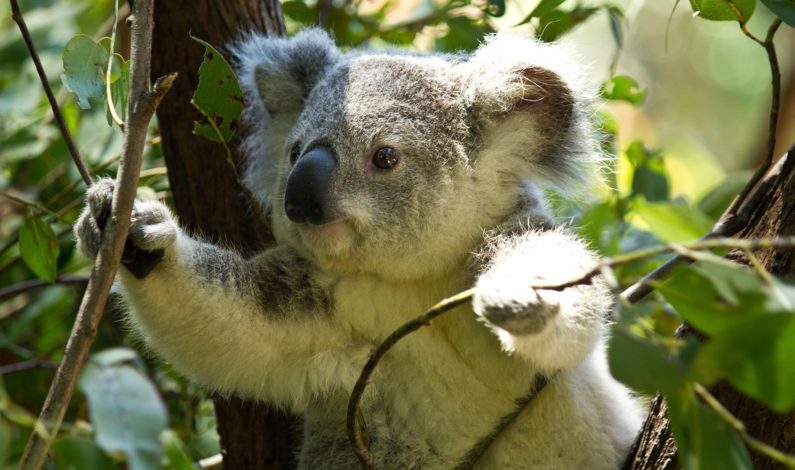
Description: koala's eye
xmin=372 ymin=147 xmax=399 ymax=170
xmin=289 ymin=143 xmax=302 ymax=165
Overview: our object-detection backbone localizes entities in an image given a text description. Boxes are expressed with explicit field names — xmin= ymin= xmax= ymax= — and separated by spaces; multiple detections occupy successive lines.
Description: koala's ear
xmin=231 ymin=29 xmax=339 ymax=208
xmin=460 ymin=34 xmax=599 ymax=191
xmin=234 ymin=28 xmax=340 ymax=116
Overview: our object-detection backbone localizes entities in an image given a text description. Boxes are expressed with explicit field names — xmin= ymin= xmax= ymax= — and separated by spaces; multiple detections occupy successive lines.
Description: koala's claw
xmin=473 ymin=277 xmax=560 ymax=335
xmin=74 ymin=178 xmax=177 ymax=278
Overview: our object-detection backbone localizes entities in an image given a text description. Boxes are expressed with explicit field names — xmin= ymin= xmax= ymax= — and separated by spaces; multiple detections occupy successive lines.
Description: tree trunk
xmin=624 ymin=146 xmax=795 ymax=469
xmin=150 ymin=2 xmax=301 ymax=468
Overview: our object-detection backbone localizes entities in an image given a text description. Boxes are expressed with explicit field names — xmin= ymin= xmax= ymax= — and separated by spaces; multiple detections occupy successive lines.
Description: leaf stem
xmin=694 ymin=384 xmax=795 ymax=469
xmin=192 ymin=101 xmax=269 ymax=230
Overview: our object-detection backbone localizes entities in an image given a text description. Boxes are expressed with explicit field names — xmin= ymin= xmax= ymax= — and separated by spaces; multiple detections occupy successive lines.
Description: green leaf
xmin=690 ymin=0 xmax=756 ymax=22
xmin=696 ymin=314 xmax=795 ymax=412
xmin=19 ymin=211 xmax=59 ymax=283
xmin=191 ymin=36 xmax=244 ymax=144
xmin=633 ymin=199 xmax=712 ymax=243
xmin=161 ymin=430 xmax=196 ymax=470
xmin=281 ymin=0 xmax=315 ymax=25
xmin=61 ymin=34 xmax=109 ymax=110
xmin=52 ymin=437 xmax=116 ymax=470
xmin=106 ymin=54 xmax=130 ymax=127
xmin=762 ymin=0 xmax=795 ymax=27
xmin=655 ymin=260 xmax=768 ymax=336
xmin=632 ymin=166 xmax=670 ymax=202
xmin=667 ymin=392 xmax=752 ymax=470
xmin=607 ymin=6 xmax=625 ymax=49
xmin=517 ymin=0 xmax=565 ymax=25
xmin=79 ymin=349 xmax=167 ymax=470
xmin=607 ymin=327 xmax=685 ymax=396
xmin=601 ymin=76 xmax=646 ymax=106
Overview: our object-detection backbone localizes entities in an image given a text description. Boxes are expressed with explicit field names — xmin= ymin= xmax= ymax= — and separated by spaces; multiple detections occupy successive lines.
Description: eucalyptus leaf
xmin=61 ymin=34 xmax=109 ymax=110
xmin=19 ymin=211 xmax=59 ymax=283
xmin=632 ymin=199 xmax=712 ymax=243
xmin=601 ymin=76 xmax=646 ymax=106
xmin=79 ymin=350 xmax=167 ymax=470
xmin=607 ymin=327 xmax=685 ymax=396
xmin=191 ymin=36 xmax=244 ymax=144
xmin=667 ymin=393 xmax=752 ymax=470
xmin=655 ymin=261 xmax=769 ymax=336
xmin=161 ymin=430 xmax=196 ymax=470
xmin=690 ymin=0 xmax=756 ymax=22
xmin=52 ymin=437 xmax=116 ymax=470
xmin=761 ymin=0 xmax=795 ymax=27
xmin=695 ymin=314 xmax=795 ymax=412
xmin=517 ymin=0 xmax=565 ymax=25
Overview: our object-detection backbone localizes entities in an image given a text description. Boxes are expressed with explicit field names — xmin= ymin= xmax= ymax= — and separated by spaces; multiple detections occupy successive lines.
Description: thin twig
xmin=347 ymin=288 xmax=475 ymax=469
xmin=0 ymin=359 xmax=58 ymax=375
xmin=0 ymin=191 xmax=65 ymax=223
xmin=621 ymin=146 xmax=790 ymax=304
xmin=9 ymin=0 xmax=92 ymax=186
xmin=18 ymin=0 xmax=175 ymax=467
xmin=0 ymin=274 xmax=89 ymax=303
xmin=694 ymin=384 xmax=795 ymax=469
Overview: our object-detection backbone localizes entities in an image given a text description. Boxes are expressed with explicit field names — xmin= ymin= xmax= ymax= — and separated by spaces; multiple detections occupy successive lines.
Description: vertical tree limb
xmin=18 ymin=0 xmax=175 ymax=467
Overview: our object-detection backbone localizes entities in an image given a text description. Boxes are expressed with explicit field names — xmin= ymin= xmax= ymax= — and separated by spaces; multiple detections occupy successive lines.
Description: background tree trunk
xmin=150 ymin=2 xmax=301 ymax=468
xmin=624 ymin=146 xmax=795 ymax=469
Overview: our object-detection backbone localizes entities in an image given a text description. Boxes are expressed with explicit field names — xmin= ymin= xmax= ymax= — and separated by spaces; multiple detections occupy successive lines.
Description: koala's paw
xmin=74 ymin=178 xmax=177 ymax=278
xmin=472 ymin=275 xmax=560 ymax=335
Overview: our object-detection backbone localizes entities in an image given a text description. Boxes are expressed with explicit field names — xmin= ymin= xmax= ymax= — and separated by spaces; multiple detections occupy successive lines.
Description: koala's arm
xmin=74 ymin=180 xmax=364 ymax=409
xmin=472 ymin=227 xmax=611 ymax=373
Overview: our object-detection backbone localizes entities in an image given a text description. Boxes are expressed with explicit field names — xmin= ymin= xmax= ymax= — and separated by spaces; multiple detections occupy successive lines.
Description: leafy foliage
xmin=1 ymin=0 xmax=795 ymax=468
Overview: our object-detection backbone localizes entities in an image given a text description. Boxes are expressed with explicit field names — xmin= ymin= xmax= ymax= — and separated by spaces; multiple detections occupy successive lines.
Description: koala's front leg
xmin=74 ymin=179 xmax=363 ymax=408
xmin=472 ymin=229 xmax=611 ymax=372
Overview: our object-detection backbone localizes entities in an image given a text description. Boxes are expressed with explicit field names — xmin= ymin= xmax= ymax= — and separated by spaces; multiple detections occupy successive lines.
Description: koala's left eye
xmin=372 ymin=147 xmax=400 ymax=170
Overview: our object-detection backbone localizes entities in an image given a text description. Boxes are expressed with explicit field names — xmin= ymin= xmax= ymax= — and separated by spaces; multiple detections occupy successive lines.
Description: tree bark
xmin=624 ymin=146 xmax=795 ymax=469
xmin=150 ymin=2 xmax=301 ymax=469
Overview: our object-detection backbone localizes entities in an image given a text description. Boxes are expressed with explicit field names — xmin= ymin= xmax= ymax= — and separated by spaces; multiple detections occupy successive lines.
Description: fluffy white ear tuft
xmin=459 ymin=33 xmax=602 ymax=193
xmin=230 ymin=28 xmax=340 ymax=208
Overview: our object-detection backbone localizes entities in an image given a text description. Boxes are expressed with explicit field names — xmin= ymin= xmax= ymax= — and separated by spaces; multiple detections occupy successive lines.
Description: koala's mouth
xmin=297 ymin=219 xmax=355 ymax=253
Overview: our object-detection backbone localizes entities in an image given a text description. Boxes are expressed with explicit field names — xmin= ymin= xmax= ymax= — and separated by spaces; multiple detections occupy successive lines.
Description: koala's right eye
xmin=289 ymin=144 xmax=302 ymax=165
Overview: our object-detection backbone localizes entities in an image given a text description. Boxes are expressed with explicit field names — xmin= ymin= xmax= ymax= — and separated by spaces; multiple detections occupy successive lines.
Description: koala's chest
xmin=329 ymin=275 xmax=537 ymax=442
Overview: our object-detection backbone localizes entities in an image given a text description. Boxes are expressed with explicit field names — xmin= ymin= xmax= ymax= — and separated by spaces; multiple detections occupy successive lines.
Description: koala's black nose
xmin=284 ymin=147 xmax=337 ymax=225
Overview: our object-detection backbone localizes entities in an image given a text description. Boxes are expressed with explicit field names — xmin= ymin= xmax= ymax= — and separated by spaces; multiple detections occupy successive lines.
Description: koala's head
xmin=234 ymin=29 xmax=599 ymax=279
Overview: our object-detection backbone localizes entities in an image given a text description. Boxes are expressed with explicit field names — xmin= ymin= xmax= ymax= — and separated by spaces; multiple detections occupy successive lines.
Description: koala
xmin=75 ymin=29 xmax=643 ymax=469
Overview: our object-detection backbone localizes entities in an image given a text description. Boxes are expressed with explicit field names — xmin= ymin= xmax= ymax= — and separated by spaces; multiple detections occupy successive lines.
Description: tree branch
xmin=9 ymin=0 xmax=92 ymax=187
xmin=0 ymin=274 xmax=89 ymax=303
xmin=18 ymin=0 xmax=175 ymax=467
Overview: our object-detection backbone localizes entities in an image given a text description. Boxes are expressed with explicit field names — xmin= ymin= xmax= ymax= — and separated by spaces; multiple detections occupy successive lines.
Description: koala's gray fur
xmin=75 ymin=29 xmax=643 ymax=469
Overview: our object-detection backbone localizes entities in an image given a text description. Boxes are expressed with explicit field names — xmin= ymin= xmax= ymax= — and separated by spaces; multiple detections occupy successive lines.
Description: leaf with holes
xmin=191 ymin=36 xmax=243 ymax=144
xmin=19 ymin=212 xmax=59 ymax=283
xmin=690 ymin=0 xmax=756 ymax=22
